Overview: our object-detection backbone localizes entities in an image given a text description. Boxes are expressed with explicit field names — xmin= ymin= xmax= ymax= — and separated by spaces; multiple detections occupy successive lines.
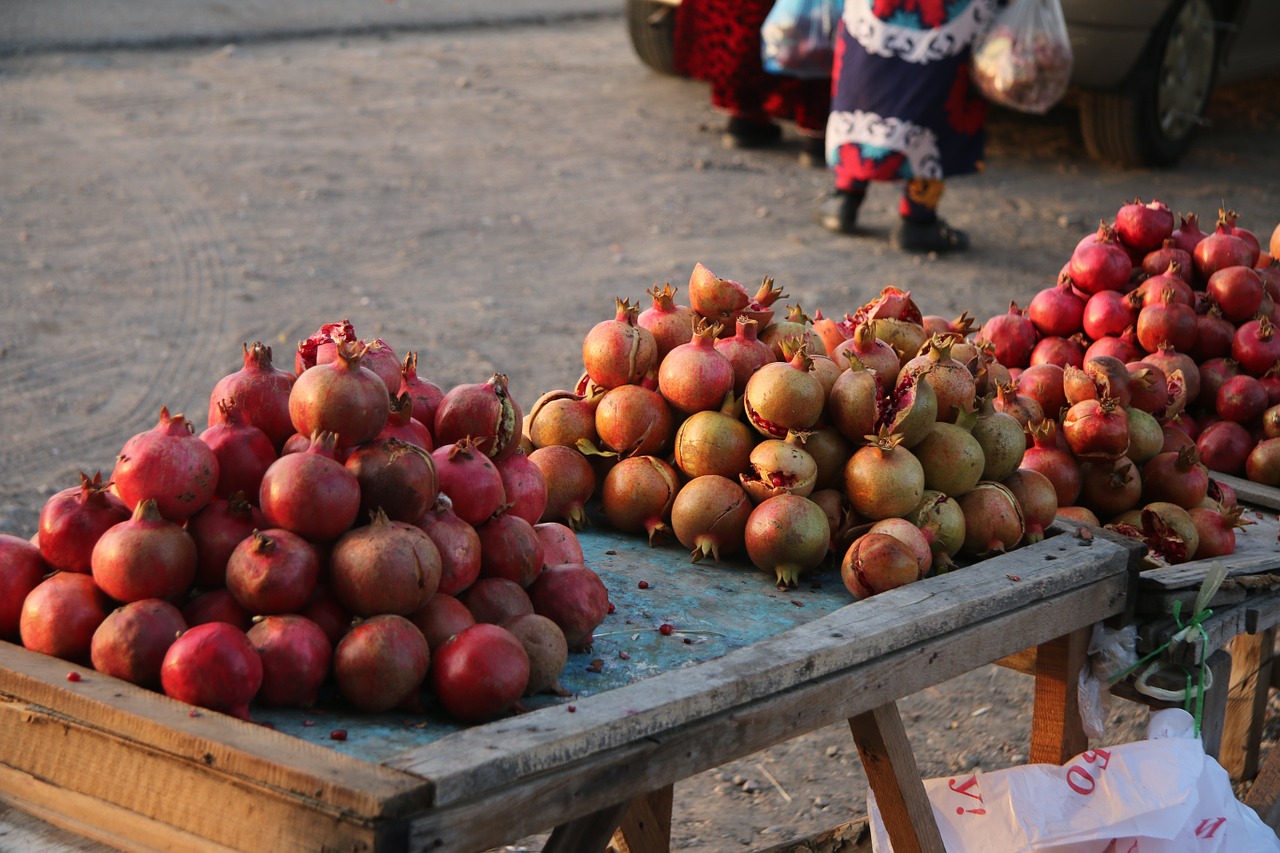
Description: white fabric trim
xmin=825 ymin=109 xmax=943 ymax=179
xmin=842 ymin=0 xmax=992 ymax=65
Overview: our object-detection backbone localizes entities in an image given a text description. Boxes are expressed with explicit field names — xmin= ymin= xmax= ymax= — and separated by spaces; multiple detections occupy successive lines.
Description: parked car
xmin=625 ymin=0 xmax=1280 ymax=168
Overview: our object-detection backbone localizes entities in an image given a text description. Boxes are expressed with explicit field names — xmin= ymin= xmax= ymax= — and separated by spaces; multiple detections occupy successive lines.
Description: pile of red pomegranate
xmin=527 ymin=269 xmax=1056 ymax=603
xmin=971 ymin=202 xmax=1280 ymax=563
xmin=0 ymin=321 xmax=611 ymax=725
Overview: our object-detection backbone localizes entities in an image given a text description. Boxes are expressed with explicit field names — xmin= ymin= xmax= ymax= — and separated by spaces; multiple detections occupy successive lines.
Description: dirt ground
xmin=2 ymin=16 xmax=1280 ymax=852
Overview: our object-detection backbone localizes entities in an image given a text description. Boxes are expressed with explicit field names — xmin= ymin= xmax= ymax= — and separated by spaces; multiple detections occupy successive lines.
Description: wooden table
xmin=0 ymin=519 xmax=1142 ymax=853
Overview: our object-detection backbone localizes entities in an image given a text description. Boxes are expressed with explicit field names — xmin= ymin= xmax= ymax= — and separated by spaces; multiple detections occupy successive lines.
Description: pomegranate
xmin=526 ymin=563 xmax=610 ymax=650
xmin=494 ymin=448 xmax=549 ymax=527
xmin=357 ymin=338 xmax=403 ymax=401
xmin=1078 ymin=457 xmax=1143 ymax=519
xmin=658 ymin=317 xmax=736 ymax=415
xmin=346 ymin=437 xmax=439 ymax=524
xmin=971 ymin=397 xmax=1026 ymax=482
xmin=740 ymin=439 xmax=817 ymax=503
xmin=1126 ymin=407 xmax=1166 ymax=466
xmin=1232 ymin=316 xmax=1280 ymax=377
xmin=909 ymin=490 xmax=966 ymax=572
xmin=1135 ymin=293 xmax=1197 ymax=354
xmin=911 ymin=420 xmax=984 ymax=498
xmin=992 ymin=382 xmax=1045 ymax=442
xmin=91 ymin=499 xmax=197 ymax=604
xmin=601 ymin=455 xmax=679 ymax=545
xmin=330 ymin=509 xmax=441 ymax=616
xmin=375 ymin=392 xmax=433 ymax=450
xmin=1084 ymin=328 xmax=1143 ymax=366
xmin=1016 ymin=364 xmax=1067 ymax=421
xmin=1189 ymin=504 xmax=1251 ymax=559
xmin=843 ymin=429 xmax=926 ymax=521
xmin=1082 ymin=290 xmax=1138 ymax=341
xmin=1029 ymin=335 xmax=1085 ymax=370
xmin=1217 ymin=207 xmax=1262 ymax=266
xmin=200 ymin=399 xmax=277 ymax=501
xmin=976 ymin=302 xmax=1038 ymax=369
xmin=112 ymin=407 xmax=219 ymax=522
xmin=1170 ymin=212 xmax=1208 ymax=257
xmin=841 ymin=533 xmax=920 ymax=600
xmin=529 ymin=444 xmax=595 ymax=530
xmin=246 ymin=615 xmax=332 ymax=708
xmin=1126 ymin=361 xmax=1169 ymax=414
xmin=503 ymin=612 xmax=569 ymax=697
xmin=672 ymin=396 xmax=755 ymax=480
xmin=430 ymin=623 xmax=530 ymax=723
xmin=0 ymin=536 xmax=48 ymax=640
xmin=715 ymin=317 xmax=778 ymax=397
xmin=1190 ymin=307 xmax=1237 ymax=362
xmin=1194 ymin=219 xmax=1255 ymax=281
xmin=225 ymin=528 xmax=321 ymax=615
xmin=1207 ymin=265 xmax=1264 ymax=324
xmin=687 ymin=262 xmax=752 ymax=328
xmin=535 ymin=522 xmax=585 ymax=567
xmin=431 ymin=437 xmax=507 ymax=527
xmin=332 ymin=614 xmax=431 ymax=713
xmin=866 ymin=518 xmax=931 ymax=578
xmin=1217 ymin=374 xmax=1270 ymax=424
xmin=671 ymin=475 xmax=753 ymax=563
xmin=525 ymin=389 xmax=601 ymax=450
xmin=732 ymin=276 xmax=788 ymax=334
xmin=1082 ymin=356 xmax=1133 ymax=408
xmin=37 ymin=471 xmax=130 ymax=574
xmin=294 ymin=319 xmax=356 ymax=374
xmin=1245 ymin=438 xmax=1280 ymax=486
xmin=20 ymin=572 xmax=111 ymax=664
xmin=1002 ymin=468 xmax=1058 ymax=544
xmin=594 ymin=384 xmax=676 ymax=458
xmin=259 ymin=431 xmax=361 ymax=542
xmin=1063 ymin=396 xmax=1130 ymax=461
xmin=956 ymin=481 xmax=1025 ymax=556
xmin=301 ymin=585 xmax=353 ymax=648
xmin=90 ymin=598 xmax=186 ymax=688
xmin=1134 ymin=264 xmax=1194 ymax=309
xmin=415 ymin=496 xmax=483 ymax=596
xmin=288 ymin=340 xmax=389 ymax=449
xmin=638 ymin=283 xmax=696 ymax=358
xmin=408 ymin=593 xmax=475 ymax=652
xmin=182 ymin=588 xmax=253 ymax=631
xmin=460 ymin=577 xmax=534 ymax=625
xmin=1145 ymin=345 xmax=1200 ymax=405
xmin=902 ymin=336 xmax=977 ymax=424
xmin=832 ymin=320 xmax=901 ymax=393
xmin=1027 ymin=273 xmax=1087 ymax=338
xmin=1069 ymin=222 xmax=1132 ymax=295
xmin=397 ymin=351 xmax=446 ymax=431
xmin=1022 ymin=419 xmax=1081 ymax=507
xmin=1115 ymin=197 xmax=1174 ymax=253
xmin=208 ymin=342 xmax=295 ymax=451
xmin=188 ymin=494 xmax=266 ymax=590
xmin=744 ymin=494 xmax=830 ymax=588
xmin=582 ymin=297 xmax=659 ymax=389
xmin=160 ymin=622 xmax=262 ymax=721
xmin=476 ymin=509 xmax=545 ymax=588
xmin=433 ymin=373 xmax=523 ymax=461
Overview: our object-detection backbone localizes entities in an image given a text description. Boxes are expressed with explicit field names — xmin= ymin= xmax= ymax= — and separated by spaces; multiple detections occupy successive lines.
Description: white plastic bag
xmin=971 ymin=0 xmax=1073 ymax=114
xmin=761 ymin=0 xmax=841 ymax=79
xmin=868 ymin=709 xmax=1280 ymax=853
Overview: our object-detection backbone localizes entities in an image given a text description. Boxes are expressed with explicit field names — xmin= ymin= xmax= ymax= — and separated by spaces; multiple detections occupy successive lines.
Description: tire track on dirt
xmin=1 ymin=86 xmax=230 ymax=490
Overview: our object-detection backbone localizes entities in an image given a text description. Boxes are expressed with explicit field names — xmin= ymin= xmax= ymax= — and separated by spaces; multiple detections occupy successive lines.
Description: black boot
xmin=723 ymin=116 xmax=783 ymax=149
xmin=891 ymin=217 xmax=970 ymax=253
xmin=798 ymin=136 xmax=826 ymax=168
xmin=818 ymin=190 xmax=864 ymax=235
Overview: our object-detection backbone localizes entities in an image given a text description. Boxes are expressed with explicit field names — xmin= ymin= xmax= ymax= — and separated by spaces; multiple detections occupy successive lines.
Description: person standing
xmin=673 ymin=0 xmax=832 ymax=166
xmin=819 ymin=0 xmax=996 ymax=252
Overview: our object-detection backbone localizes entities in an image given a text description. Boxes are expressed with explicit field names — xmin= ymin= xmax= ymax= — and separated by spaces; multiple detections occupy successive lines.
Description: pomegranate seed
xmin=607 ymin=601 xmax=616 ymax=614
xmin=330 ymin=729 xmax=348 ymax=741
xmin=189 ymin=709 xmax=201 ymax=718
xmin=302 ymin=720 xmax=317 ymax=728
xmin=658 ymin=623 xmax=675 ymax=635
xmin=567 ymin=704 xmax=577 ymax=713
xmin=65 ymin=671 xmax=81 ymax=682
xmin=618 ymin=651 xmax=631 ymax=660
xmin=637 ymin=580 xmax=649 ymax=589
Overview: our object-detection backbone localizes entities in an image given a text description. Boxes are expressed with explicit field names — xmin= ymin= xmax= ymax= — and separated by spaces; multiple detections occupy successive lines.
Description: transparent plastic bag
xmin=971 ymin=0 xmax=1073 ymax=114
xmin=761 ymin=0 xmax=842 ymax=80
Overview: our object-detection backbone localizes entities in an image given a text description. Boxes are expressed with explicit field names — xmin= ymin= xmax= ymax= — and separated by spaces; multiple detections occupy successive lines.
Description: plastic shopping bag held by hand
xmin=868 ymin=709 xmax=1280 ymax=853
xmin=761 ymin=0 xmax=842 ymax=80
xmin=971 ymin=0 xmax=1073 ymax=114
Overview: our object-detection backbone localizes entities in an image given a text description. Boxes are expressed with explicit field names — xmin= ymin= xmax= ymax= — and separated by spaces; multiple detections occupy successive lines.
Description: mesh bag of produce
xmin=971 ymin=0 xmax=1073 ymax=115
xmin=761 ymin=0 xmax=842 ymax=80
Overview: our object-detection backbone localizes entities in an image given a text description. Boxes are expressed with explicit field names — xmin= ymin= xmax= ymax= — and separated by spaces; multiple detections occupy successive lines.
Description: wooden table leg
xmin=1030 ymin=627 xmax=1091 ymax=765
xmin=1197 ymin=648 xmax=1233 ymax=764
xmin=608 ymin=785 xmax=673 ymax=853
xmin=848 ymin=701 xmax=945 ymax=853
xmin=543 ymin=799 xmax=630 ymax=853
xmin=1223 ymin=629 xmax=1275 ymax=781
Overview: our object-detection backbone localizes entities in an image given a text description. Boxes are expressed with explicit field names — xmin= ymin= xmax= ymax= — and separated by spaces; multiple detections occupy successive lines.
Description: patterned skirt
xmin=827 ymin=0 xmax=995 ymax=186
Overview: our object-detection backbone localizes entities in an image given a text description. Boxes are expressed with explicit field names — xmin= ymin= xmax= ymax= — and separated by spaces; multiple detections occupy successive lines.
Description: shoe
xmin=891 ymin=217 xmax=970 ymax=253
xmin=798 ymin=136 xmax=827 ymax=168
xmin=818 ymin=190 xmax=863 ymax=235
xmin=722 ymin=117 xmax=783 ymax=149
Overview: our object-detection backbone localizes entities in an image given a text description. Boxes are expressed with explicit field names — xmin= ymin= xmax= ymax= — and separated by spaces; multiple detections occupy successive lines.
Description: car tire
xmin=627 ymin=0 xmax=679 ymax=76
xmin=1077 ymin=0 xmax=1218 ymax=167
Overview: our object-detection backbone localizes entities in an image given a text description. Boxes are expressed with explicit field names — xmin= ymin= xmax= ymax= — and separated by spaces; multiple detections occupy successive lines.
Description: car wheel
xmin=627 ymin=0 xmax=679 ymax=76
xmin=1077 ymin=0 xmax=1217 ymax=167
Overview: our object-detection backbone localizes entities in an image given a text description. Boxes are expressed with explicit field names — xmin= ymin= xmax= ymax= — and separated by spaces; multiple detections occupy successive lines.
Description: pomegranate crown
xmin=753 ymin=275 xmax=786 ymax=306
xmin=647 ymin=282 xmax=679 ymax=307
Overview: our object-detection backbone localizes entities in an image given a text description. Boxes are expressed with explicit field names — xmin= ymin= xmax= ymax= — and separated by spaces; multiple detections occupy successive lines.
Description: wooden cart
xmin=0 ymin=519 xmax=1144 ymax=853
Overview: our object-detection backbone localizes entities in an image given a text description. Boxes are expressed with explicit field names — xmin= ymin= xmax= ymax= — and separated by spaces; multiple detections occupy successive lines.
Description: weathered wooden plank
xmin=1244 ymin=743 xmax=1280 ymax=829
xmin=1142 ymin=589 xmax=1280 ymax=665
xmin=1030 ymin=628 xmax=1089 ymax=765
xmin=1137 ymin=503 xmax=1280 ymax=592
xmin=848 ymin=703 xmax=945 ymax=853
xmin=542 ymin=800 xmax=629 ymax=853
xmin=402 ymin=573 xmax=1129 ymax=852
xmin=0 ymin=641 xmax=429 ymax=819
xmin=1222 ymin=630 xmax=1275 ymax=782
xmin=610 ymin=786 xmax=672 ymax=853
xmin=390 ymin=529 xmax=1131 ymax=809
